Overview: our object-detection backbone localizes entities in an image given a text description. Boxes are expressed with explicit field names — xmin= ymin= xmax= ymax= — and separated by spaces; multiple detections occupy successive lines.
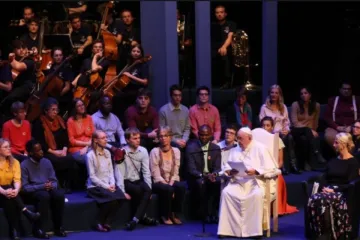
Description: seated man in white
xmin=217 ymin=127 xmax=278 ymax=238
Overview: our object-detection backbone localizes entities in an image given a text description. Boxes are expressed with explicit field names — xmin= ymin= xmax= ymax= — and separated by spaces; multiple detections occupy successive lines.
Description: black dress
xmin=307 ymin=157 xmax=360 ymax=239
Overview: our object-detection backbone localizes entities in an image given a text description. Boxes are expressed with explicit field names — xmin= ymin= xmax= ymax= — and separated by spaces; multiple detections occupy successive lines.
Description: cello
xmin=101 ymin=55 xmax=152 ymax=99
xmin=25 ymin=55 xmax=74 ymax=122
xmin=97 ymin=1 xmax=118 ymax=85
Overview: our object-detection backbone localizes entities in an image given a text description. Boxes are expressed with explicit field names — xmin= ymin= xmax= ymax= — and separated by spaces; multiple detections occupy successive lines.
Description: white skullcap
xmin=240 ymin=127 xmax=252 ymax=136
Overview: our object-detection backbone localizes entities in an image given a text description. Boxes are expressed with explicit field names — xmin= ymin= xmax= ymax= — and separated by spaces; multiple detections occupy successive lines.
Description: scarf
xmin=40 ymin=115 xmax=66 ymax=150
xmin=235 ymin=102 xmax=251 ymax=127
xmin=159 ymin=147 xmax=176 ymax=183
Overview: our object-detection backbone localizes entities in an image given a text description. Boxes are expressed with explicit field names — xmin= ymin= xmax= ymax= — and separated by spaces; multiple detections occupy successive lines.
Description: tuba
xmin=232 ymin=30 xmax=249 ymax=68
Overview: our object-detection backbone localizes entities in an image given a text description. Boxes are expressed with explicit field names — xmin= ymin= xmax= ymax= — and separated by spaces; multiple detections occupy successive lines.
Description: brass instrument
xmin=177 ymin=15 xmax=186 ymax=50
xmin=231 ymin=29 xmax=260 ymax=90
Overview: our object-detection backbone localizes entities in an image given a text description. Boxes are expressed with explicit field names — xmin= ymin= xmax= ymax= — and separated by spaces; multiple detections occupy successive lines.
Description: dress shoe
xmin=23 ymin=209 xmax=40 ymax=222
xmin=170 ymin=213 xmax=182 ymax=225
xmin=218 ymin=235 xmax=226 ymax=239
xmin=102 ymin=224 xmax=112 ymax=232
xmin=211 ymin=215 xmax=219 ymax=224
xmin=94 ymin=224 xmax=107 ymax=232
xmin=161 ymin=216 xmax=173 ymax=225
xmin=140 ymin=216 xmax=158 ymax=226
xmin=11 ymin=229 xmax=20 ymax=240
xmin=54 ymin=227 xmax=67 ymax=237
xmin=32 ymin=229 xmax=49 ymax=239
xmin=290 ymin=166 xmax=301 ymax=174
xmin=125 ymin=220 xmax=137 ymax=231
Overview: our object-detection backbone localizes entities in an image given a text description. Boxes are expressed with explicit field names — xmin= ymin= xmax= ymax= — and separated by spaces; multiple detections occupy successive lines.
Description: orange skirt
xmin=277 ymin=174 xmax=299 ymax=215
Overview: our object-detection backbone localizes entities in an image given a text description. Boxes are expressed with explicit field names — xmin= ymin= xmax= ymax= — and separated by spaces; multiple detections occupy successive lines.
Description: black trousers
xmin=292 ymin=127 xmax=321 ymax=169
xmin=211 ymin=52 xmax=232 ymax=86
xmin=152 ymin=181 xmax=186 ymax=218
xmin=22 ymin=189 xmax=65 ymax=230
xmin=0 ymin=185 xmax=26 ymax=232
xmin=124 ymin=180 xmax=152 ymax=220
xmin=45 ymin=153 xmax=77 ymax=188
xmin=188 ymin=177 xmax=221 ymax=217
xmin=281 ymin=133 xmax=298 ymax=169
xmin=97 ymin=201 xmax=120 ymax=225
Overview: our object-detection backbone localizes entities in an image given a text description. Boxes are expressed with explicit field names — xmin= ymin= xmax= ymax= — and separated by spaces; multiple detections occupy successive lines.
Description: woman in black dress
xmin=32 ymin=97 xmax=77 ymax=192
xmin=307 ymin=132 xmax=360 ymax=239
xmin=86 ymin=130 xmax=129 ymax=232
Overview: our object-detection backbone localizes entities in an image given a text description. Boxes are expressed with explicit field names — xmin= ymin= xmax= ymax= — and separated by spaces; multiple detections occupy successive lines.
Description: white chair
xmin=252 ymin=128 xmax=280 ymax=237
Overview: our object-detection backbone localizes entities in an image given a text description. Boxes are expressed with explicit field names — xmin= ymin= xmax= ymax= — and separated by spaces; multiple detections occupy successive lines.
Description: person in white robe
xmin=217 ymin=124 xmax=238 ymax=190
xmin=217 ymin=127 xmax=279 ymax=238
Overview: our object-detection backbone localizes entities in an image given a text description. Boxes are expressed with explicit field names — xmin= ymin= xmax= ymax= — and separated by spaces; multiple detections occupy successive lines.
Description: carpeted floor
xmin=22 ymin=209 xmax=306 ymax=240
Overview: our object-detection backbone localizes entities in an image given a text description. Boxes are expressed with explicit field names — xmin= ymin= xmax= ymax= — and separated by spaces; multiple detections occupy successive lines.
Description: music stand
xmin=44 ymin=34 xmax=75 ymax=56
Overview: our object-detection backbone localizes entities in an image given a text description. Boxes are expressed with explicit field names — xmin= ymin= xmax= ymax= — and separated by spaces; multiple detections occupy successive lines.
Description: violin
xmin=101 ymin=55 xmax=152 ymax=99
xmin=8 ymin=51 xmax=35 ymax=81
xmin=25 ymin=55 xmax=74 ymax=122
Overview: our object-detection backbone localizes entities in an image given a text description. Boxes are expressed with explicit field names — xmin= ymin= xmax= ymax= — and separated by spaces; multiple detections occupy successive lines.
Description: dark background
xmin=2 ymin=1 xmax=360 ymax=107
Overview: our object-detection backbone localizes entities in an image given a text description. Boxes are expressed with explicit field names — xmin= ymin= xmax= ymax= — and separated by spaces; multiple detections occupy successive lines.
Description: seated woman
xmin=150 ymin=126 xmax=186 ymax=225
xmin=0 ymin=138 xmax=39 ymax=240
xmin=351 ymin=119 xmax=360 ymax=161
xmin=2 ymin=101 xmax=31 ymax=162
xmin=261 ymin=116 xmax=299 ymax=215
xmin=259 ymin=84 xmax=300 ymax=175
xmin=307 ymin=133 xmax=360 ymax=239
xmin=86 ymin=130 xmax=129 ymax=232
xmin=32 ymin=97 xmax=76 ymax=192
xmin=291 ymin=87 xmax=325 ymax=171
xmin=67 ymin=98 xmax=95 ymax=164
xmin=226 ymin=86 xmax=252 ymax=128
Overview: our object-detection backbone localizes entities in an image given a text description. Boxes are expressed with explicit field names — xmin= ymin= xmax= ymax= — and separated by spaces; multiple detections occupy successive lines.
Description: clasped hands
xmin=3 ymin=188 xmax=19 ymax=199
xmin=108 ymin=185 xmax=131 ymax=200
xmin=45 ymin=180 xmax=54 ymax=191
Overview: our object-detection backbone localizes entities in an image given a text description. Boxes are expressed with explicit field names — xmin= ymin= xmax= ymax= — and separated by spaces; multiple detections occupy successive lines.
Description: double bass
xmin=96 ymin=1 xmax=118 ymax=85
xmin=25 ymin=55 xmax=74 ymax=122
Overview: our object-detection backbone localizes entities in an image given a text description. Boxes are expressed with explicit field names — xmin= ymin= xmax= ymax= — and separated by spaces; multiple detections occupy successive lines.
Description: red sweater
xmin=2 ymin=120 xmax=31 ymax=155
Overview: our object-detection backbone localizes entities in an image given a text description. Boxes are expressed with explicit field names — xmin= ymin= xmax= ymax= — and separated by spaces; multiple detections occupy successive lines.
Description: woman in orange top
xmin=261 ymin=117 xmax=299 ymax=215
xmin=67 ymin=98 xmax=95 ymax=165
xmin=0 ymin=138 xmax=40 ymax=239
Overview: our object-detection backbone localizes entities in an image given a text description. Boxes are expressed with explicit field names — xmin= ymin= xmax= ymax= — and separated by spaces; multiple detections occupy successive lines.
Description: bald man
xmin=217 ymin=127 xmax=279 ymax=239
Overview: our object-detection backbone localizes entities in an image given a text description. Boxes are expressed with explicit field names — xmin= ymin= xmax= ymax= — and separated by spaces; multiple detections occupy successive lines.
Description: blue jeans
xmin=71 ymin=151 xmax=88 ymax=165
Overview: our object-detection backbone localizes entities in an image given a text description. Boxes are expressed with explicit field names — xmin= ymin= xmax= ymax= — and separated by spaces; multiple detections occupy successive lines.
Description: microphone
xmin=220 ymin=143 xmax=237 ymax=152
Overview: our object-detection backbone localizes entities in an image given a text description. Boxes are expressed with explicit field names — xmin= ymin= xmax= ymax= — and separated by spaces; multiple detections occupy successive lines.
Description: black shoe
xmin=23 ymin=209 xmax=40 ymax=222
xmin=32 ymin=229 xmax=49 ymax=239
xmin=54 ymin=227 xmax=67 ymax=237
xmin=218 ymin=235 xmax=226 ymax=239
xmin=125 ymin=220 xmax=137 ymax=231
xmin=281 ymin=167 xmax=288 ymax=175
xmin=140 ymin=216 xmax=158 ymax=226
xmin=290 ymin=166 xmax=301 ymax=174
xmin=11 ymin=229 xmax=21 ymax=240
xmin=102 ymin=224 xmax=112 ymax=232
xmin=211 ymin=215 xmax=219 ymax=224
xmin=94 ymin=223 xmax=108 ymax=232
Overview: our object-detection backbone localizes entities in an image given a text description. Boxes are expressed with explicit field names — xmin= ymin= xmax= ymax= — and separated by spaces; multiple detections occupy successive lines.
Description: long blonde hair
xmin=265 ymin=84 xmax=285 ymax=115
xmin=335 ymin=132 xmax=355 ymax=153
xmin=0 ymin=138 xmax=15 ymax=168
xmin=91 ymin=130 xmax=107 ymax=170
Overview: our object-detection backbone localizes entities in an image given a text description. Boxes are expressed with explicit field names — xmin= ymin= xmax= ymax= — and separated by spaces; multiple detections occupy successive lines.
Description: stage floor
xmin=20 ymin=171 xmax=322 ymax=240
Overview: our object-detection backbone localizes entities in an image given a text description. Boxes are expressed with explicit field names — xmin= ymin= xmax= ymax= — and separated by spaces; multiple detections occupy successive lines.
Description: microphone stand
xmin=192 ymin=143 xmax=237 ymax=238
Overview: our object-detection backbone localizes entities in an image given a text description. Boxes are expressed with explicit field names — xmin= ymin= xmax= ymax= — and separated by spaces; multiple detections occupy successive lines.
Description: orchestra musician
xmin=69 ymin=13 xmax=93 ymax=55
xmin=117 ymin=10 xmax=141 ymax=73
xmin=19 ymin=6 xmax=35 ymax=27
xmin=44 ymin=47 xmax=74 ymax=116
xmin=0 ymin=40 xmax=36 ymax=120
xmin=113 ymin=44 xmax=149 ymax=121
xmin=99 ymin=8 xmax=123 ymax=45
xmin=20 ymin=18 xmax=41 ymax=55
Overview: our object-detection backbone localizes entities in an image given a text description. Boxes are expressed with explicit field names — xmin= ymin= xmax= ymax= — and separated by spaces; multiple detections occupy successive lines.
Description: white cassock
xmin=217 ymin=140 xmax=278 ymax=238
xmin=217 ymin=140 xmax=234 ymax=190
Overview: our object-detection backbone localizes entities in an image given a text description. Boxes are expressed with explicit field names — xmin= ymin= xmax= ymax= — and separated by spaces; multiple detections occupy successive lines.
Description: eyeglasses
xmin=225 ymin=131 xmax=236 ymax=135
xmin=352 ymin=125 xmax=360 ymax=130
xmin=199 ymin=93 xmax=209 ymax=96
xmin=1 ymin=146 xmax=11 ymax=149
xmin=158 ymin=134 xmax=170 ymax=139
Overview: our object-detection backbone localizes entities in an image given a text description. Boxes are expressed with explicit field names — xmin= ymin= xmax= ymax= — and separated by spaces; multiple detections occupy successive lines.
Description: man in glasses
xmin=324 ymin=81 xmax=360 ymax=148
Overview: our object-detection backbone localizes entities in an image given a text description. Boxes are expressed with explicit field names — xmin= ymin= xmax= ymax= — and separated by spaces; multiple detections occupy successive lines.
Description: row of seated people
xmin=1 ymin=92 xmax=360 ymax=239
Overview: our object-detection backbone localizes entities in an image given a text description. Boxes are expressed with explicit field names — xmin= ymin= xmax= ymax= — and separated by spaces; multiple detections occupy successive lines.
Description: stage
xmin=0 ymin=171 xmax=322 ymax=239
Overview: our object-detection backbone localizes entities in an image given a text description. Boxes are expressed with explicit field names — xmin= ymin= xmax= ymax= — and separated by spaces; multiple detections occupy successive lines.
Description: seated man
xmin=2 ymin=101 xmax=31 ymax=162
xmin=186 ymin=124 xmax=221 ymax=223
xmin=217 ymin=127 xmax=278 ymax=239
xmin=92 ymin=95 xmax=126 ymax=149
xmin=21 ymin=140 xmax=66 ymax=238
xmin=114 ymin=127 xmax=158 ymax=231
xmin=324 ymin=81 xmax=360 ymax=148
xmin=125 ymin=88 xmax=159 ymax=152
xmin=217 ymin=123 xmax=238 ymax=190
